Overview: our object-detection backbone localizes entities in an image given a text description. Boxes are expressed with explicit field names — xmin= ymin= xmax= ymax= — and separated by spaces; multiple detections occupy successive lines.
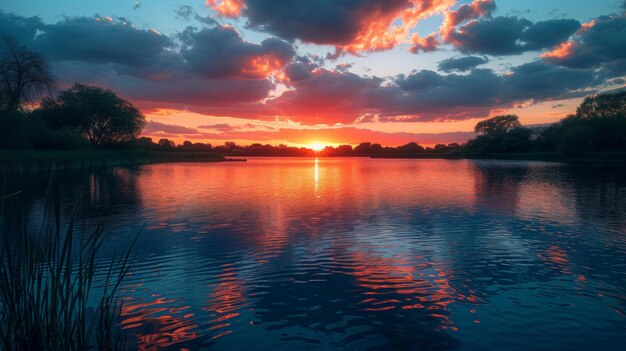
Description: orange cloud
xmin=241 ymin=54 xmax=287 ymax=79
xmin=206 ymin=0 xmax=246 ymax=18
xmin=440 ymin=0 xmax=496 ymax=42
xmin=338 ymin=0 xmax=454 ymax=54
xmin=578 ymin=19 xmax=596 ymax=34
xmin=208 ymin=0 xmax=454 ymax=55
xmin=409 ymin=32 xmax=441 ymax=53
xmin=541 ymin=41 xmax=577 ymax=60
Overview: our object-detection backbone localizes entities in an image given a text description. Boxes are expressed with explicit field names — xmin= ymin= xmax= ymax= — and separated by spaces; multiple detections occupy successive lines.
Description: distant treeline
xmin=1 ymin=37 xmax=625 ymax=160
xmin=149 ymin=90 xmax=626 ymax=158
xmin=140 ymin=138 xmax=464 ymax=157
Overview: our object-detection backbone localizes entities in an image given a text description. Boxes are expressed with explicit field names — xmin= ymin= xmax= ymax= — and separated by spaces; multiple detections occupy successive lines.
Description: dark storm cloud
xmin=520 ymin=19 xmax=582 ymax=50
xmin=179 ymin=25 xmax=295 ymax=79
xmin=542 ymin=13 xmax=626 ymax=77
xmin=384 ymin=61 xmax=596 ymax=121
xmin=0 ymin=12 xmax=288 ymax=109
xmin=33 ymin=17 xmax=174 ymax=68
xmin=213 ymin=0 xmax=456 ymax=53
xmin=264 ymin=59 xmax=598 ymax=124
xmin=437 ymin=56 xmax=488 ymax=72
xmin=448 ymin=17 xmax=581 ymax=55
xmin=241 ymin=0 xmax=410 ymax=45
xmin=0 ymin=11 xmax=43 ymax=43
xmin=505 ymin=61 xmax=598 ymax=100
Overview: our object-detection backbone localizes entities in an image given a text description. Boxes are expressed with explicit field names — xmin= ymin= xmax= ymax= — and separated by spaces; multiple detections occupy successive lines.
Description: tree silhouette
xmin=38 ymin=84 xmax=146 ymax=146
xmin=577 ymin=91 xmax=626 ymax=120
xmin=0 ymin=37 xmax=54 ymax=112
xmin=474 ymin=115 xmax=522 ymax=140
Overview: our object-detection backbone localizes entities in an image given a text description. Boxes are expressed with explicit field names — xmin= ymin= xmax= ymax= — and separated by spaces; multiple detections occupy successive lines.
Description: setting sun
xmin=309 ymin=143 xmax=327 ymax=151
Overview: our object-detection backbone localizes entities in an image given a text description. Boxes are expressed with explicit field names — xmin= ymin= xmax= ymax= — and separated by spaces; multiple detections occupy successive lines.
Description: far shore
xmin=0 ymin=149 xmax=245 ymax=172
xmin=2 ymin=149 xmax=625 ymax=173
xmin=370 ymin=151 xmax=626 ymax=163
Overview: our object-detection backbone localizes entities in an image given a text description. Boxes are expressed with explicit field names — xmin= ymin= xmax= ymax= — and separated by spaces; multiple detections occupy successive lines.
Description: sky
xmin=1 ymin=0 xmax=625 ymax=147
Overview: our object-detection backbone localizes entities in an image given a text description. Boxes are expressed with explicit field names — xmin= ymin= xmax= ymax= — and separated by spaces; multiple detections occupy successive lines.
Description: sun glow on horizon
xmin=309 ymin=143 xmax=327 ymax=151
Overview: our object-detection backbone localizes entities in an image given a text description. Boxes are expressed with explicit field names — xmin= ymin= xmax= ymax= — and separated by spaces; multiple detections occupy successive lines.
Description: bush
xmin=556 ymin=125 xmax=594 ymax=156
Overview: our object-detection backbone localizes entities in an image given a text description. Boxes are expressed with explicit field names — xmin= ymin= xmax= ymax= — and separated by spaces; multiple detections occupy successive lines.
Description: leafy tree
xmin=38 ymin=84 xmax=145 ymax=146
xmin=354 ymin=142 xmax=372 ymax=155
xmin=158 ymin=138 xmax=175 ymax=148
xmin=397 ymin=142 xmax=425 ymax=153
xmin=370 ymin=143 xmax=383 ymax=154
xmin=556 ymin=125 xmax=594 ymax=156
xmin=474 ymin=115 xmax=521 ymax=140
xmin=0 ymin=37 xmax=54 ymax=112
xmin=576 ymin=91 xmax=626 ymax=120
xmin=496 ymin=127 xmax=533 ymax=153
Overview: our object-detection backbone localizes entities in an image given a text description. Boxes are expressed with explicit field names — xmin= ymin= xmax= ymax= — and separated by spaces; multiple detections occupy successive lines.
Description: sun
xmin=309 ymin=143 xmax=326 ymax=151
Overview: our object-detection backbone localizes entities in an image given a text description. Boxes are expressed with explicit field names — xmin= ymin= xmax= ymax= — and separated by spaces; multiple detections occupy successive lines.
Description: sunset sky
xmin=2 ymin=0 xmax=625 ymax=147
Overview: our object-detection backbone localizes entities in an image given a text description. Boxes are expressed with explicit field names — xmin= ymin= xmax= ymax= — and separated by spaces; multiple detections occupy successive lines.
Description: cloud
xmin=441 ymin=0 xmax=496 ymax=40
xmin=437 ymin=56 xmax=488 ymax=72
xmin=0 ymin=11 xmax=44 ymax=43
xmin=207 ymin=0 xmax=455 ymax=54
xmin=179 ymin=25 xmax=295 ymax=79
xmin=257 ymin=58 xmax=598 ymax=124
xmin=0 ymin=12 xmax=280 ymax=110
xmin=447 ymin=16 xmax=581 ymax=55
xmin=264 ymin=66 xmax=385 ymax=125
xmin=541 ymin=13 xmax=626 ymax=78
xmin=144 ymin=121 xmax=199 ymax=134
xmin=32 ymin=17 xmax=174 ymax=70
xmin=197 ymin=123 xmax=236 ymax=131
xmin=206 ymin=0 xmax=246 ymax=18
xmin=409 ymin=33 xmax=440 ymax=53
xmin=197 ymin=122 xmax=276 ymax=131
xmin=0 ymin=10 xmax=611 ymax=127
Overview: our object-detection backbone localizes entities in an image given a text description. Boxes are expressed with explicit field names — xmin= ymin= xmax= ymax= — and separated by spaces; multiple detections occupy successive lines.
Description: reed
xmin=0 ymin=183 xmax=137 ymax=350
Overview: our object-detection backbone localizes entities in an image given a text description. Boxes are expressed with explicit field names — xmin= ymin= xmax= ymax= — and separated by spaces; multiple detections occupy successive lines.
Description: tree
xmin=38 ymin=84 xmax=146 ymax=146
xmin=158 ymin=138 xmax=175 ymax=148
xmin=370 ymin=143 xmax=383 ymax=154
xmin=497 ymin=127 xmax=533 ymax=153
xmin=354 ymin=142 xmax=372 ymax=155
xmin=576 ymin=91 xmax=626 ymax=120
xmin=0 ymin=37 xmax=54 ymax=112
xmin=397 ymin=142 xmax=425 ymax=153
xmin=474 ymin=115 xmax=521 ymax=139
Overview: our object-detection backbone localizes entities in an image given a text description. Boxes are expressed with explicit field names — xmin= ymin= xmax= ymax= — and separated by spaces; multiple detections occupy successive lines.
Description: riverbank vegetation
xmin=0 ymin=188 xmax=135 ymax=350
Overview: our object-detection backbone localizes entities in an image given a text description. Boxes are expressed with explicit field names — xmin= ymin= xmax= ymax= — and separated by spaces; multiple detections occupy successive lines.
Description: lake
xmin=3 ymin=158 xmax=626 ymax=350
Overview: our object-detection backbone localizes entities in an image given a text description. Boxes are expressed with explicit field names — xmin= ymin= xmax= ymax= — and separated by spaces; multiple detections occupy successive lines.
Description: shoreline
xmin=2 ymin=149 xmax=624 ymax=172
xmin=370 ymin=151 xmax=626 ymax=163
xmin=0 ymin=150 xmax=245 ymax=172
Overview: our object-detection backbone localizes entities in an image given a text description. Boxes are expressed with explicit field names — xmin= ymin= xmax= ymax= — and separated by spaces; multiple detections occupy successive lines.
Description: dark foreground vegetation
xmin=1 ymin=36 xmax=625 ymax=164
xmin=0 ymin=187 xmax=135 ymax=350
xmin=0 ymin=38 xmax=232 ymax=170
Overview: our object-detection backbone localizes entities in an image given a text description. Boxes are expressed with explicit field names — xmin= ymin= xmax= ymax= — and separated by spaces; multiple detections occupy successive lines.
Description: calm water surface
xmin=4 ymin=158 xmax=626 ymax=350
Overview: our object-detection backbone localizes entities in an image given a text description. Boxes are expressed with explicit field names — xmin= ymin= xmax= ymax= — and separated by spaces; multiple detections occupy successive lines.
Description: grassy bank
xmin=371 ymin=151 xmax=626 ymax=163
xmin=0 ymin=187 xmax=136 ymax=350
xmin=0 ymin=149 xmax=244 ymax=172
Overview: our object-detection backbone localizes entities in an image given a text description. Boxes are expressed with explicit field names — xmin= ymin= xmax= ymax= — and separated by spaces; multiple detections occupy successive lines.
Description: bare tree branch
xmin=0 ymin=36 xmax=54 ymax=112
